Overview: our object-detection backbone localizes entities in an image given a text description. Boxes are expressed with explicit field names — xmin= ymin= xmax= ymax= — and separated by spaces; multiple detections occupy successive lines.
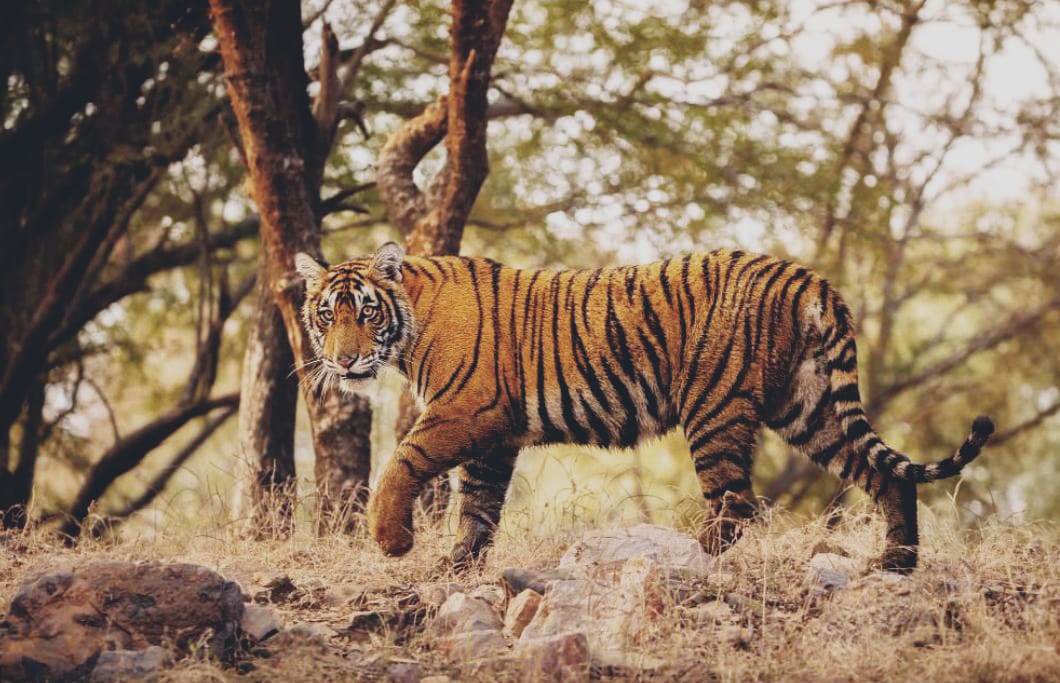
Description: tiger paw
xmin=368 ymin=497 xmax=415 ymax=557
xmin=372 ymin=522 xmax=414 ymax=557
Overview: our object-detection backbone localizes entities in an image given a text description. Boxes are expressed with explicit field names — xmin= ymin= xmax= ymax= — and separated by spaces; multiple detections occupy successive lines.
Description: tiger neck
xmin=391 ymin=255 xmax=450 ymax=393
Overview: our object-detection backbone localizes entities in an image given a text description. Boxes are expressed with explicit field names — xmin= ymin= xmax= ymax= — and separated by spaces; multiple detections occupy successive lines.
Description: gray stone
xmin=500 ymin=567 xmax=580 ymax=595
xmin=807 ymin=552 xmax=860 ymax=593
xmin=241 ymin=604 xmax=284 ymax=642
xmin=89 ymin=646 xmax=170 ymax=683
xmin=387 ymin=661 xmax=423 ymax=683
xmin=435 ymin=629 xmax=508 ymax=659
xmin=560 ymin=524 xmax=714 ymax=573
xmin=430 ymin=593 xmax=502 ymax=636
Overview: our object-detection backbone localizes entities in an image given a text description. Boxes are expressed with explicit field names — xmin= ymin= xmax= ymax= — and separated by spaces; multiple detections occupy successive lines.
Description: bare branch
xmin=376 ymin=96 xmax=449 ymax=234
xmin=990 ymin=399 xmax=1060 ymax=446
xmin=59 ymin=392 xmax=240 ymax=539
xmin=105 ymin=405 xmax=238 ymax=522
xmin=874 ymin=298 xmax=1060 ymax=407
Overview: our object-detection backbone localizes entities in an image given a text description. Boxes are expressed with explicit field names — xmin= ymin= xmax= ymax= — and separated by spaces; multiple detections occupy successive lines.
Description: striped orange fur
xmin=295 ymin=243 xmax=994 ymax=572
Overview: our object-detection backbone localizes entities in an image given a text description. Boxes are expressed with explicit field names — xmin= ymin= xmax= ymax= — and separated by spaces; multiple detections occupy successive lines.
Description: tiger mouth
xmin=341 ymin=370 xmax=377 ymax=381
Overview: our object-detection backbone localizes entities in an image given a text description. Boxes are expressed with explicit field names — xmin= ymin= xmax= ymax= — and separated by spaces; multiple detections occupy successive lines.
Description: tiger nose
xmin=336 ymin=355 xmax=359 ymax=370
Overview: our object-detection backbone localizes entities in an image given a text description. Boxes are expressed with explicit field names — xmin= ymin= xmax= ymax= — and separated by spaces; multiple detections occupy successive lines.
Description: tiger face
xmin=294 ymin=242 xmax=412 ymax=394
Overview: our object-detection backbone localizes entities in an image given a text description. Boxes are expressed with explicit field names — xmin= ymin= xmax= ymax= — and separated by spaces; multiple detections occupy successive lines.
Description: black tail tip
xmin=972 ymin=416 xmax=995 ymax=437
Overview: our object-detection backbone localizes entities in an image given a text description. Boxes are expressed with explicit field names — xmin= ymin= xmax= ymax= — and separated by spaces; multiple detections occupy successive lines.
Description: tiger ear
xmin=294 ymin=252 xmax=328 ymax=287
xmin=370 ymin=241 xmax=405 ymax=283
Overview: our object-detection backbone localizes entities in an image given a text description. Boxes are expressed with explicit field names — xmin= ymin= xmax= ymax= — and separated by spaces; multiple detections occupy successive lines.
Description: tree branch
xmin=874 ymin=298 xmax=1060 ymax=408
xmin=59 ymin=392 xmax=240 ymax=539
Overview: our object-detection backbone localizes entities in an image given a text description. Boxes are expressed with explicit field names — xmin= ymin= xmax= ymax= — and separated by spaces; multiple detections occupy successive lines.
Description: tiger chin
xmin=295 ymin=242 xmax=994 ymax=573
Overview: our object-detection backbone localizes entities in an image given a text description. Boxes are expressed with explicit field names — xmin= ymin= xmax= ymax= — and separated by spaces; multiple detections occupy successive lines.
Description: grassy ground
xmin=1 ymin=502 xmax=1057 ymax=682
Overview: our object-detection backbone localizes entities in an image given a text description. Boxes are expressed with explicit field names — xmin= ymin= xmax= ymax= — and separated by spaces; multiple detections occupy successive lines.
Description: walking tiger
xmin=295 ymin=243 xmax=993 ymax=572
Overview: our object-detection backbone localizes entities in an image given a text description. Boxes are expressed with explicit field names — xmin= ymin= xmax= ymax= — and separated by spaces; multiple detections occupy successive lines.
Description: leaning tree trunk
xmin=210 ymin=0 xmax=371 ymax=533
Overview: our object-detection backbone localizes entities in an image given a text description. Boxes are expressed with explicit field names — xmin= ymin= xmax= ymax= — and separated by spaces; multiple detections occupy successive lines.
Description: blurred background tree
xmin=1 ymin=0 xmax=1056 ymax=540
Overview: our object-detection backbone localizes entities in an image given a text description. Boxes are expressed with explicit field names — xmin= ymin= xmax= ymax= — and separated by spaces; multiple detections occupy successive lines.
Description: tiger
xmin=294 ymin=242 xmax=994 ymax=573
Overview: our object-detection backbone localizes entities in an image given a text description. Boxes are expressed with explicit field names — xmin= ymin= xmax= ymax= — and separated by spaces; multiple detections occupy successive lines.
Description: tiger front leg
xmin=368 ymin=418 xmax=471 ymax=557
xmin=449 ymin=448 xmax=517 ymax=569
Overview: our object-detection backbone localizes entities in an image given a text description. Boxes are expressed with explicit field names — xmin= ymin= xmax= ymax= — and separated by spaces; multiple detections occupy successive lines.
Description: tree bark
xmin=0 ymin=379 xmax=44 ymax=529
xmin=233 ymin=276 xmax=299 ymax=537
xmin=210 ymin=0 xmax=372 ymax=532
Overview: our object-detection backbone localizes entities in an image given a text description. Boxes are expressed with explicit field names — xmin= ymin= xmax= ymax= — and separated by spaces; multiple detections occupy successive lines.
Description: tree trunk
xmin=233 ymin=278 xmax=298 ymax=537
xmin=0 ymin=378 xmax=43 ymax=529
xmin=210 ymin=0 xmax=372 ymax=532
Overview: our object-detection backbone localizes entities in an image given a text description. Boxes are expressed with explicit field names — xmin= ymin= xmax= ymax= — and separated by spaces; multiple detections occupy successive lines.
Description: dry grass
xmin=1 ymin=499 xmax=1057 ymax=682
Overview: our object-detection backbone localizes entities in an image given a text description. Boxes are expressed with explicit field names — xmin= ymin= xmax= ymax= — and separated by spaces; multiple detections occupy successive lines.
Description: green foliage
xmin=7 ymin=0 xmax=1058 ymax=527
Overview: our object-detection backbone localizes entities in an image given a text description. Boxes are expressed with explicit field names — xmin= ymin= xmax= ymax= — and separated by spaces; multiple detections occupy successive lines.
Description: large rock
xmin=503 ymin=589 xmax=542 ymax=639
xmin=516 ymin=632 xmax=589 ymax=680
xmin=429 ymin=593 xmax=503 ymax=636
xmin=0 ymin=561 xmax=244 ymax=681
xmin=519 ymin=557 xmax=668 ymax=650
xmin=559 ymin=523 xmax=713 ymax=573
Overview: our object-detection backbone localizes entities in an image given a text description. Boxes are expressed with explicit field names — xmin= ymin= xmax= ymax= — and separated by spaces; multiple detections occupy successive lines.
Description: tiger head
xmin=294 ymin=242 xmax=413 ymax=394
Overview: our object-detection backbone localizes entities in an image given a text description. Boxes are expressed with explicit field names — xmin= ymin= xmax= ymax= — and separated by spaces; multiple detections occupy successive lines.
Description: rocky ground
xmin=1 ymin=511 xmax=1057 ymax=681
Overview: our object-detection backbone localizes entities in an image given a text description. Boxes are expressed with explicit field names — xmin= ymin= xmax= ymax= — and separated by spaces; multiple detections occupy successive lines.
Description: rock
xmin=0 ymin=561 xmax=244 ymax=681
xmin=387 ymin=661 xmax=422 ymax=683
xmin=430 ymin=593 xmax=502 ymax=636
xmin=807 ymin=553 xmax=860 ymax=593
xmin=285 ymin=621 xmax=336 ymax=641
xmin=517 ymin=632 xmax=590 ymax=680
xmin=420 ymin=676 xmax=452 ymax=683
xmin=468 ymin=584 xmax=506 ymax=609
xmin=560 ymin=524 xmax=713 ymax=573
xmin=500 ymin=567 xmax=580 ymax=595
xmin=519 ymin=557 xmax=672 ymax=650
xmin=718 ymin=624 xmax=753 ymax=649
xmin=345 ymin=608 xmax=429 ymax=643
xmin=436 ymin=629 xmax=508 ymax=659
xmin=417 ymin=582 xmax=467 ymax=607
xmin=503 ymin=589 xmax=542 ymax=639
xmin=89 ymin=646 xmax=170 ymax=683
xmin=518 ymin=578 xmax=603 ymax=643
xmin=242 ymin=604 xmax=283 ymax=642
xmin=687 ymin=600 xmax=734 ymax=624
xmin=591 ymin=649 xmax=666 ymax=678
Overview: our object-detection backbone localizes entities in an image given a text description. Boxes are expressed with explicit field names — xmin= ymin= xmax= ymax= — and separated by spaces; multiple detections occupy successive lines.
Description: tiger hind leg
xmin=769 ymin=355 xmax=919 ymax=572
xmin=683 ymin=406 xmax=761 ymax=555
xmin=449 ymin=447 xmax=517 ymax=569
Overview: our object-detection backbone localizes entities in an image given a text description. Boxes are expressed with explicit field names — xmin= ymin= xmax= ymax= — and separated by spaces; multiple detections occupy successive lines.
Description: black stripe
xmin=601 ymin=357 xmax=639 ymax=447
xmin=553 ymin=272 xmax=589 ymax=443
xmin=694 ymin=451 xmax=747 ymax=473
xmin=810 ymin=439 xmax=844 ymax=467
xmin=578 ymin=394 xmax=612 ymax=445
xmin=537 ymin=274 xmax=564 ymax=441
xmin=703 ymin=478 xmax=752 ymax=500
xmin=658 ymin=259 xmax=674 ymax=308
xmin=451 ymin=260 xmax=484 ymax=396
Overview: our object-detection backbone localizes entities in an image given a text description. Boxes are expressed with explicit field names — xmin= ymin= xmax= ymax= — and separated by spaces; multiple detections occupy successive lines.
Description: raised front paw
xmin=368 ymin=494 xmax=414 ymax=557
